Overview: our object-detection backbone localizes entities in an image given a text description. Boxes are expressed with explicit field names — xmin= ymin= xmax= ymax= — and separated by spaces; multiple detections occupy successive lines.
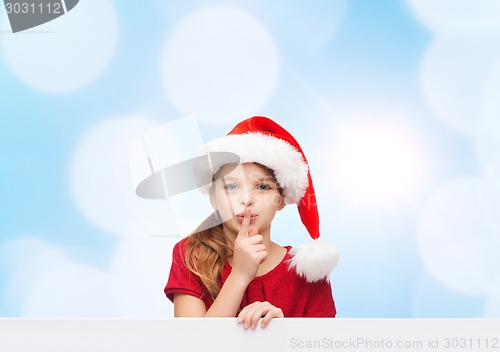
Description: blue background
xmin=1 ymin=0 xmax=500 ymax=318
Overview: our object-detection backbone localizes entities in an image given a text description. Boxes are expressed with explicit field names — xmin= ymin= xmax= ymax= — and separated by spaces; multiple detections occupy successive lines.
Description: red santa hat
xmin=205 ymin=116 xmax=339 ymax=282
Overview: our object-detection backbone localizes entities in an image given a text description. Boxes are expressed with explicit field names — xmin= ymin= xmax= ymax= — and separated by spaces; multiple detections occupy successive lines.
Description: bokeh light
xmin=109 ymin=237 xmax=176 ymax=317
xmin=417 ymin=177 xmax=500 ymax=296
xmin=482 ymin=65 xmax=500 ymax=141
xmin=70 ymin=116 xmax=177 ymax=237
xmin=23 ymin=263 xmax=113 ymax=317
xmin=327 ymin=117 xmax=427 ymax=209
xmin=407 ymin=0 xmax=500 ymax=33
xmin=484 ymin=290 xmax=500 ymax=317
xmin=1 ymin=238 xmax=114 ymax=317
xmin=479 ymin=153 xmax=500 ymax=237
xmin=0 ymin=0 xmax=118 ymax=93
xmin=420 ymin=36 xmax=500 ymax=135
xmin=255 ymin=0 xmax=348 ymax=54
xmin=160 ymin=6 xmax=280 ymax=124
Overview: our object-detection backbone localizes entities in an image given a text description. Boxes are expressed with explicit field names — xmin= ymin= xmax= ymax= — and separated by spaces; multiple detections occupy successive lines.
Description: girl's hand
xmin=237 ymin=301 xmax=284 ymax=329
xmin=231 ymin=207 xmax=267 ymax=284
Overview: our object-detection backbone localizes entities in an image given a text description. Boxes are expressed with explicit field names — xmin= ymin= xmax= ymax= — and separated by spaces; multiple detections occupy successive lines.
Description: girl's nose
xmin=240 ymin=188 xmax=254 ymax=206
xmin=240 ymin=199 xmax=254 ymax=206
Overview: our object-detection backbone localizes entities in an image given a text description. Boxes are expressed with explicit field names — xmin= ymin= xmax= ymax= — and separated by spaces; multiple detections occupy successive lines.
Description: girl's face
xmin=211 ymin=163 xmax=284 ymax=236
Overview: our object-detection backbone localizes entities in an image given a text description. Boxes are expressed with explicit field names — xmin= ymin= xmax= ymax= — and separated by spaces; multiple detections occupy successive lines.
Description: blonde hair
xmin=183 ymin=213 xmax=231 ymax=300
xmin=183 ymin=162 xmax=283 ymax=301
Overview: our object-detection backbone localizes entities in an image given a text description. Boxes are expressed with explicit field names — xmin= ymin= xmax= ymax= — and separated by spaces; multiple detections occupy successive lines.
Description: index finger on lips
xmin=238 ymin=207 xmax=251 ymax=238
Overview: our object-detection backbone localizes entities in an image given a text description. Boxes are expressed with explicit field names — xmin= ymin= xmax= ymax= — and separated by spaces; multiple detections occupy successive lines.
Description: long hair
xmin=183 ymin=212 xmax=231 ymax=300
xmin=183 ymin=163 xmax=283 ymax=301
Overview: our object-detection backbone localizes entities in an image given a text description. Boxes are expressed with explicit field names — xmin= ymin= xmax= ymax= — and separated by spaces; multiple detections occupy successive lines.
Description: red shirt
xmin=165 ymin=238 xmax=336 ymax=317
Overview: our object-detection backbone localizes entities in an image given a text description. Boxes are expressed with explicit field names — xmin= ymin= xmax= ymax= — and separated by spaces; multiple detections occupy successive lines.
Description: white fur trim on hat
xmin=288 ymin=240 xmax=340 ymax=282
xmin=206 ymin=132 xmax=309 ymax=204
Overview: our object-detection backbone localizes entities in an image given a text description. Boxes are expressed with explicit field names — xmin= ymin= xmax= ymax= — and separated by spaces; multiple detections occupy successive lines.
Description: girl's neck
xmin=255 ymin=242 xmax=287 ymax=277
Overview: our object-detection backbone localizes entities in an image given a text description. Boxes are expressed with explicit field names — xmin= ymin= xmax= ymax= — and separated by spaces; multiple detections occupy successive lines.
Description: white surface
xmin=0 ymin=318 xmax=498 ymax=352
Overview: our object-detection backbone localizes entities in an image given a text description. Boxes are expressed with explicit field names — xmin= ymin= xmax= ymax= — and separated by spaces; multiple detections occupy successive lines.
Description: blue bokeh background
xmin=1 ymin=0 xmax=499 ymax=318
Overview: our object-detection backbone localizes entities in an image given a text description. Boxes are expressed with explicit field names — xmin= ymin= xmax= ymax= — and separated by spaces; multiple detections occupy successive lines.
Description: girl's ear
xmin=277 ymin=195 xmax=286 ymax=211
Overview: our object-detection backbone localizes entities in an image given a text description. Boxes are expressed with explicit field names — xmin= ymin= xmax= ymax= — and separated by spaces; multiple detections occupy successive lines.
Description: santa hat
xmin=204 ymin=116 xmax=339 ymax=282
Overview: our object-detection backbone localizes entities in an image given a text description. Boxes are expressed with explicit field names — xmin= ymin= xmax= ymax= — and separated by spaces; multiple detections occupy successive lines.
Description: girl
xmin=165 ymin=116 xmax=339 ymax=329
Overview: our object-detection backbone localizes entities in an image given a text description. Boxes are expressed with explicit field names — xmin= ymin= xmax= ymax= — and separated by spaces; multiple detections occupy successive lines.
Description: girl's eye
xmin=224 ymin=183 xmax=239 ymax=190
xmin=257 ymin=183 xmax=271 ymax=191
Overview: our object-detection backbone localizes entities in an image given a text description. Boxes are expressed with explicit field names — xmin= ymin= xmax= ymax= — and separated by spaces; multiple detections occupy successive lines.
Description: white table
xmin=1 ymin=318 xmax=499 ymax=351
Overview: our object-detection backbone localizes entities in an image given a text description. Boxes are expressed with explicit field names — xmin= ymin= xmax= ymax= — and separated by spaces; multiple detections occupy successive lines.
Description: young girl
xmin=164 ymin=116 xmax=339 ymax=329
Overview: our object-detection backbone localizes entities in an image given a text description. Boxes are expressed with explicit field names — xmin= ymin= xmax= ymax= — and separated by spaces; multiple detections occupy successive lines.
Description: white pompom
xmin=288 ymin=240 xmax=340 ymax=282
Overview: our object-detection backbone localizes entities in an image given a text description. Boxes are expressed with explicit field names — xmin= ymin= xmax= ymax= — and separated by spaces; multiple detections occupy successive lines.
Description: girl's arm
xmin=173 ymin=294 xmax=206 ymax=316
xmin=173 ymin=273 xmax=248 ymax=317
xmin=174 ymin=293 xmax=284 ymax=329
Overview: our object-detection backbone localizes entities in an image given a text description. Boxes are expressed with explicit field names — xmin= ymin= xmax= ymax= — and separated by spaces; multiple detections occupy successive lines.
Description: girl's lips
xmin=236 ymin=214 xmax=257 ymax=224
